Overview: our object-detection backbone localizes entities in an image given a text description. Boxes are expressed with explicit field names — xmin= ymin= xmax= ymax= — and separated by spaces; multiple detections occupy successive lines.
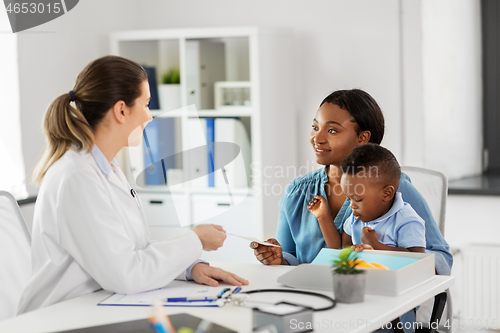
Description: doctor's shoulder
xmin=43 ymin=149 xmax=92 ymax=176
xmin=41 ymin=149 xmax=105 ymax=192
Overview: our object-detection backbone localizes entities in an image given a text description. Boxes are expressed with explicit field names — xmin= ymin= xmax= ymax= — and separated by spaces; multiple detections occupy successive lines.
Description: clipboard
xmin=98 ymin=286 xmax=241 ymax=307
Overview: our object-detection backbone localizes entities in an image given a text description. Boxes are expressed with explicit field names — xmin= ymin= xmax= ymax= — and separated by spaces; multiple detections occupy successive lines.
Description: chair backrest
xmin=401 ymin=166 xmax=448 ymax=236
xmin=0 ymin=191 xmax=31 ymax=321
xmin=400 ymin=168 xmax=452 ymax=332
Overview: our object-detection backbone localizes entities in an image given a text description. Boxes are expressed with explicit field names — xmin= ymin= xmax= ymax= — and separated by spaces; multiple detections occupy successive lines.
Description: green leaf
xmin=331 ymin=247 xmax=365 ymax=275
xmin=161 ymin=67 xmax=181 ymax=84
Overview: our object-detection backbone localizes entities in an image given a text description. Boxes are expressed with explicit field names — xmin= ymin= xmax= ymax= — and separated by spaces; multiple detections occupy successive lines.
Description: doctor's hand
xmin=192 ymin=224 xmax=227 ymax=251
xmin=191 ymin=264 xmax=249 ymax=287
xmin=250 ymin=238 xmax=286 ymax=265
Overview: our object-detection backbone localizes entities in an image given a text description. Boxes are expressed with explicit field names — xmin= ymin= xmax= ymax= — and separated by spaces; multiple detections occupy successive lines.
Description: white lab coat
xmin=18 ymin=148 xmax=202 ymax=313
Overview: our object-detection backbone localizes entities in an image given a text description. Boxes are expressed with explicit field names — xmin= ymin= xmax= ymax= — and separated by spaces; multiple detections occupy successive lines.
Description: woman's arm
xmin=399 ymin=175 xmax=453 ymax=269
xmin=307 ymin=195 xmax=342 ymax=249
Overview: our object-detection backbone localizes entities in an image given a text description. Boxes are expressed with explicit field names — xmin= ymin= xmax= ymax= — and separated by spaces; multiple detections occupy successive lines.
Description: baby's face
xmin=340 ymin=173 xmax=389 ymax=223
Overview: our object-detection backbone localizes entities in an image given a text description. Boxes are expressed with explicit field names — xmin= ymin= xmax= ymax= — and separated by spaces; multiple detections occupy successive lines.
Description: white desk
xmin=0 ymin=262 xmax=454 ymax=333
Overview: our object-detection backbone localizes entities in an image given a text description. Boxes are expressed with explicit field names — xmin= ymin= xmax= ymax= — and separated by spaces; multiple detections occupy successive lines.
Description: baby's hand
xmin=307 ymin=195 xmax=330 ymax=220
xmin=352 ymin=244 xmax=374 ymax=252
xmin=361 ymin=227 xmax=379 ymax=246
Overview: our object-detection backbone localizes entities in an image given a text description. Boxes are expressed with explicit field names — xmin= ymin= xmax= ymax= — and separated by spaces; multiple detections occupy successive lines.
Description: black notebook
xmin=54 ymin=313 xmax=236 ymax=333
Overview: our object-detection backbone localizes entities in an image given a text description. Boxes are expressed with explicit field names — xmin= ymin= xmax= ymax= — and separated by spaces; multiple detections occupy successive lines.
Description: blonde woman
xmin=18 ymin=56 xmax=247 ymax=314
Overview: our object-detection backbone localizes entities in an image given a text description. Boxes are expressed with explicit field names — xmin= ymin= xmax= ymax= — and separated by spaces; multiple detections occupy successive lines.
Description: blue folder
xmin=206 ymin=118 xmax=215 ymax=187
xmin=143 ymin=118 xmax=176 ymax=185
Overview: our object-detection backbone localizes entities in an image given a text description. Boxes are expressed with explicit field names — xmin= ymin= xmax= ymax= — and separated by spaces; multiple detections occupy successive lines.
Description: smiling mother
xmin=251 ymin=89 xmax=452 ymax=274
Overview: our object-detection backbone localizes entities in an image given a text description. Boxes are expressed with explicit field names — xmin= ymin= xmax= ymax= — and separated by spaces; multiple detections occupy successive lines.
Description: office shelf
xmin=111 ymin=26 xmax=295 ymax=242
xmin=150 ymin=109 xmax=253 ymax=118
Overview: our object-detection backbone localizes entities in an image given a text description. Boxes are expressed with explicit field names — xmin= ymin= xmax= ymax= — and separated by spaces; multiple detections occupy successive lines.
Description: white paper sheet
xmin=227 ymin=233 xmax=281 ymax=248
xmin=99 ymin=286 xmax=232 ymax=307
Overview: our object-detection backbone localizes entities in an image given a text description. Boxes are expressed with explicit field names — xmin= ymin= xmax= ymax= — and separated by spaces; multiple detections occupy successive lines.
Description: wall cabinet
xmin=110 ymin=27 xmax=296 ymax=261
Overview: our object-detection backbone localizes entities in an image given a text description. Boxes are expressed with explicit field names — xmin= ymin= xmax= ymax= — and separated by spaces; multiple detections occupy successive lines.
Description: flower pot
xmin=158 ymin=84 xmax=181 ymax=112
xmin=333 ymin=273 xmax=366 ymax=303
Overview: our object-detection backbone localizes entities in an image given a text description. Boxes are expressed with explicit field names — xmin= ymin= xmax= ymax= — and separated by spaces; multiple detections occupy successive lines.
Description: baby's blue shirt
xmin=343 ymin=192 xmax=426 ymax=249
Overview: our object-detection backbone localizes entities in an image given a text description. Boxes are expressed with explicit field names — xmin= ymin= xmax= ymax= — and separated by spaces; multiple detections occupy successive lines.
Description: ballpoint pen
xmin=166 ymin=288 xmax=231 ymax=303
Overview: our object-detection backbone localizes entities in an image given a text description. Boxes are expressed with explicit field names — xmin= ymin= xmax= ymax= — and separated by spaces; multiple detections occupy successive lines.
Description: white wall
xmin=401 ymin=0 xmax=482 ymax=180
xmin=421 ymin=0 xmax=483 ymax=180
xmin=446 ymin=195 xmax=500 ymax=248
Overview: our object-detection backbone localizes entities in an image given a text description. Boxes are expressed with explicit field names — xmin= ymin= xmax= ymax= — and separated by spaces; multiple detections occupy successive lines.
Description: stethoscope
xmin=227 ymin=289 xmax=337 ymax=312
xmin=130 ymin=188 xmax=142 ymax=209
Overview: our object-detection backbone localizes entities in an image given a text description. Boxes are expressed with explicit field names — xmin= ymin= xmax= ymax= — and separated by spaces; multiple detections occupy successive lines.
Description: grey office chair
xmin=400 ymin=167 xmax=452 ymax=333
xmin=401 ymin=166 xmax=448 ymax=236
xmin=0 ymin=191 xmax=31 ymax=321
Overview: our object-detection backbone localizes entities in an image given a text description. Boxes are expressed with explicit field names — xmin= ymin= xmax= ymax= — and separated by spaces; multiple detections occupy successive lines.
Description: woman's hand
xmin=191 ymin=264 xmax=249 ymax=287
xmin=192 ymin=224 xmax=227 ymax=251
xmin=307 ymin=195 xmax=331 ymax=220
xmin=250 ymin=238 xmax=285 ymax=265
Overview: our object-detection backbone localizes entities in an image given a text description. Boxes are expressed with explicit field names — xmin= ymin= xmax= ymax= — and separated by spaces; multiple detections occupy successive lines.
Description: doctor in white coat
xmin=18 ymin=56 xmax=248 ymax=314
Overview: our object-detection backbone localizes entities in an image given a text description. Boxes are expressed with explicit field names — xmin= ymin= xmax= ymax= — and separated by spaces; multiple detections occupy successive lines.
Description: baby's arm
xmin=361 ymin=227 xmax=425 ymax=253
xmin=307 ymin=195 xmax=341 ymax=249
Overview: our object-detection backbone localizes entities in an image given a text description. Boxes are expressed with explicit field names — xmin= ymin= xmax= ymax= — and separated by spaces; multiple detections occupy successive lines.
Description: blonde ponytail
xmin=32 ymin=55 xmax=147 ymax=185
xmin=33 ymin=93 xmax=94 ymax=184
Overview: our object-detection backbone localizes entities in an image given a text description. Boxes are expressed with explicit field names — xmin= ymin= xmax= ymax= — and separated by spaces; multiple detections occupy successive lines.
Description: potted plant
xmin=158 ymin=67 xmax=181 ymax=112
xmin=332 ymin=247 xmax=367 ymax=303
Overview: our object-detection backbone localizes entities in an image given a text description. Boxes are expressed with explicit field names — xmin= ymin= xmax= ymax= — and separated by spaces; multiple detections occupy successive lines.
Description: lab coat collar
xmin=368 ymin=192 xmax=404 ymax=224
xmin=91 ymin=144 xmax=128 ymax=194
xmin=91 ymin=144 xmax=119 ymax=176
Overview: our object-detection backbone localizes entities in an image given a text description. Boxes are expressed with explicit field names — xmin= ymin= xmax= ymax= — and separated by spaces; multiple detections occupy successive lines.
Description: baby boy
xmin=308 ymin=143 xmax=426 ymax=253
